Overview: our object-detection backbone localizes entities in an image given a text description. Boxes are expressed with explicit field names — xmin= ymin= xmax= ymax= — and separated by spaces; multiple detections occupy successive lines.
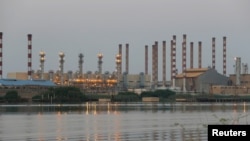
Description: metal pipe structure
xmin=182 ymin=34 xmax=187 ymax=92
xmin=190 ymin=42 xmax=194 ymax=69
xmin=116 ymin=53 xmax=122 ymax=88
xmin=39 ymin=51 xmax=45 ymax=79
xmin=27 ymin=34 xmax=32 ymax=80
xmin=97 ymin=53 xmax=103 ymax=74
xmin=145 ymin=45 xmax=148 ymax=75
xmin=125 ymin=43 xmax=129 ymax=74
xmin=0 ymin=32 xmax=2 ymax=79
xmin=198 ymin=41 xmax=202 ymax=68
xmin=118 ymin=44 xmax=122 ymax=74
xmin=235 ymin=57 xmax=241 ymax=85
xmin=212 ymin=37 xmax=216 ymax=69
xmin=162 ymin=40 xmax=166 ymax=87
xmin=78 ymin=53 xmax=84 ymax=78
xmin=59 ymin=52 xmax=65 ymax=85
xmin=223 ymin=36 xmax=227 ymax=75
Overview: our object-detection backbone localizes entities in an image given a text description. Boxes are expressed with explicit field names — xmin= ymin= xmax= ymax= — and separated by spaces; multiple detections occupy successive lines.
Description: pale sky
xmin=1 ymin=0 xmax=250 ymax=80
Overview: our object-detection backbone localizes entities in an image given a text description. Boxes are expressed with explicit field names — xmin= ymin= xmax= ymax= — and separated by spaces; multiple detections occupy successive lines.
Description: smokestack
xmin=97 ymin=53 xmax=103 ymax=74
xmin=171 ymin=35 xmax=177 ymax=88
xmin=198 ymin=41 xmax=202 ymax=68
xmin=182 ymin=34 xmax=187 ymax=92
xmin=0 ymin=32 xmax=2 ymax=79
xmin=212 ymin=37 xmax=216 ymax=69
xmin=190 ymin=42 xmax=194 ymax=69
xmin=145 ymin=45 xmax=148 ymax=75
xmin=118 ymin=44 xmax=122 ymax=74
xmin=27 ymin=34 xmax=32 ymax=80
xmin=154 ymin=41 xmax=158 ymax=87
xmin=125 ymin=43 xmax=129 ymax=74
xmin=162 ymin=41 xmax=166 ymax=87
xmin=78 ymin=53 xmax=84 ymax=78
xmin=223 ymin=36 xmax=227 ymax=75
xmin=182 ymin=34 xmax=187 ymax=73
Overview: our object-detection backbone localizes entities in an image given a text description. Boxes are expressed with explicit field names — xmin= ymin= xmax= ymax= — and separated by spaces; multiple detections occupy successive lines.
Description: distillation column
xmin=97 ymin=53 xmax=103 ymax=75
xmin=198 ymin=41 xmax=202 ymax=68
xmin=116 ymin=54 xmax=122 ymax=89
xmin=0 ymin=32 xmax=2 ymax=79
xmin=118 ymin=44 xmax=122 ymax=74
xmin=78 ymin=53 xmax=84 ymax=78
xmin=190 ymin=42 xmax=194 ymax=69
xmin=223 ymin=36 xmax=227 ymax=75
xmin=212 ymin=37 xmax=216 ymax=69
xmin=162 ymin=41 xmax=166 ymax=87
xmin=27 ymin=34 xmax=32 ymax=80
xmin=235 ymin=57 xmax=241 ymax=85
xmin=59 ymin=52 xmax=65 ymax=85
xmin=145 ymin=45 xmax=148 ymax=75
xmin=39 ymin=51 xmax=45 ymax=79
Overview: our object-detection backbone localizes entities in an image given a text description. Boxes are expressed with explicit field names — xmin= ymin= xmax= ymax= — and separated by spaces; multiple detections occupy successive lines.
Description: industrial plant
xmin=0 ymin=32 xmax=250 ymax=98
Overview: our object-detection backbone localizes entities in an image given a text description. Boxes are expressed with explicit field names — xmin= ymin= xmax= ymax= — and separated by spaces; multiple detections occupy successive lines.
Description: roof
xmin=0 ymin=79 xmax=56 ymax=87
xmin=176 ymin=68 xmax=209 ymax=78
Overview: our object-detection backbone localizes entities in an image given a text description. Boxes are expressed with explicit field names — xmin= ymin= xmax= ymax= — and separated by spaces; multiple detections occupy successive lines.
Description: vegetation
xmin=112 ymin=92 xmax=141 ymax=102
xmin=140 ymin=89 xmax=176 ymax=102
xmin=4 ymin=90 xmax=21 ymax=103
xmin=32 ymin=86 xmax=87 ymax=103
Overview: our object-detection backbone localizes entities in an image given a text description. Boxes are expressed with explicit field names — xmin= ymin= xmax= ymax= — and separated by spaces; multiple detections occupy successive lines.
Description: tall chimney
xmin=198 ymin=41 xmax=202 ymax=68
xmin=182 ymin=34 xmax=187 ymax=92
xmin=223 ymin=36 xmax=227 ymax=75
xmin=145 ymin=45 xmax=148 ymax=75
xmin=162 ymin=41 xmax=166 ymax=87
xmin=190 ymin=42 xmax=194 ymax=69
xmin=212 ymin=37 xmax=216 ymax=69
xmin=154 ymin=41 xmax=158 ymax=88
xmin=171 ymin=35 xmax=177 ymax=88
xmin=59 ymin=52 xmax=65 ymax=85
xmin=0 ymin=32 xmax=2 ymax=79
xmin=27 ymin=34 xmax=32 ymax=80
xmin=125 ymin=43 xmax=129 ymax=73
xmin=118 ymin=44 xmax=122 ymax=74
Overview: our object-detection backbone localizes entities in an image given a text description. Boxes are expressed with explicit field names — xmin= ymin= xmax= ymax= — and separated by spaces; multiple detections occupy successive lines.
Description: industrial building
xmin=175 ymin=68 xmax=229 ymax=93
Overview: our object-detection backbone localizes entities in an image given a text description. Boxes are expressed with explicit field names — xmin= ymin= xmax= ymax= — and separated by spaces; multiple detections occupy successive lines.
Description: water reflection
xmin=0 ymin=102 xmax=250 ymax=141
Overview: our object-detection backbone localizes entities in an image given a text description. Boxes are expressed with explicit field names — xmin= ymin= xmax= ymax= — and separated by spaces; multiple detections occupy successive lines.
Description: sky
xmin=0 ymin=0 xmax=250 ymax=80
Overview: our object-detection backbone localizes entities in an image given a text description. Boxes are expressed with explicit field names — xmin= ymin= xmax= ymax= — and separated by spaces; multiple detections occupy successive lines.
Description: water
xmin=0 ymin=102 xmax=249 ymax=141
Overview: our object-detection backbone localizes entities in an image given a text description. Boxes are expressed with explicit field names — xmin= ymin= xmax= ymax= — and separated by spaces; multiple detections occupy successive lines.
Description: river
xmin=0 ymin=102 xmax=249 ymax=141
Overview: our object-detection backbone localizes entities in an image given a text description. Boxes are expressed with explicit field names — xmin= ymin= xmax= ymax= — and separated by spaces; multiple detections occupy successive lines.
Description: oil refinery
xmin=1 ymin=32 xmax=250 ymax=95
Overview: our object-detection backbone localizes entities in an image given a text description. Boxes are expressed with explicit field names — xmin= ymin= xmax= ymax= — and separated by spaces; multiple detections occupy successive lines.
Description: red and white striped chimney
xmin=212 ymin=37 xmax=216 ymax=69
xmin=27 ymin=34 xmax=32 ymax=80
xmin=223 ymin=36 xmax=227 ymax=75
xmin=0 ymin=32 xmax=2 ymax=79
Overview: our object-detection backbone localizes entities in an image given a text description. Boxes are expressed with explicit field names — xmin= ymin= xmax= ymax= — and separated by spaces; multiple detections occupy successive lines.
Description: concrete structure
xmin=190 ymin=42 xmax=194 ymax=69
xmin=198 ymin=41 xmax=202 ymax=68
xmin=39 ymin=51 xmax=45 ymax=79
xmin=59 ymin=52 xmax=65 ymax=85
xmin=78 ymin=53 xmax=84 ymax=78
xmin=125 ymin=43 xmax=129 ymax=74
xmin=162 ymin=41 xmax=166 ymax=87
xmin=97 ymin=53 xmax=103 ymax=75
xmin=175 ymin=68 xmax=229 ymax=93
